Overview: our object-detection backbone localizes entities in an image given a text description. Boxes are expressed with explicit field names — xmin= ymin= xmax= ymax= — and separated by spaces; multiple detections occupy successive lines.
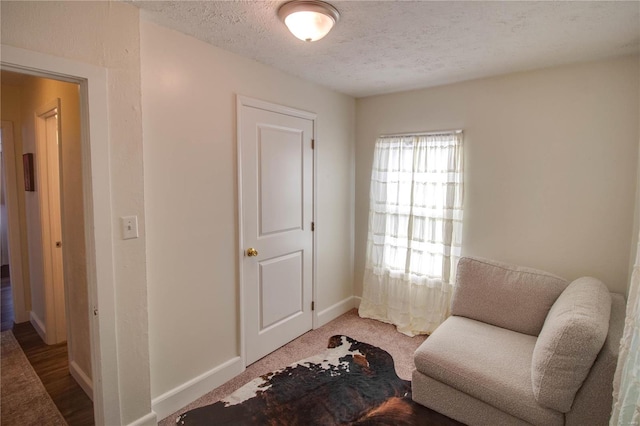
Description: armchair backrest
xmin=451 ymin=257 xmax=568 ymax=336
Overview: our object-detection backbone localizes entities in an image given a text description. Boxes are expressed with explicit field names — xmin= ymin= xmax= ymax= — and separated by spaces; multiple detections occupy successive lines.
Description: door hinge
xmin=311 ymin=139 xmax=315 ymax=149
xmin=311 ymin=222 xmax=315 ymax=231
xmin=311 ymin=301 xmax=315 ymax=311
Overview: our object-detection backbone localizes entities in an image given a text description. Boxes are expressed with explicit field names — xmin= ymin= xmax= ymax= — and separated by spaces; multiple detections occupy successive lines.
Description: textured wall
xmin=355 ymin=56 xmax=640 ymax=296
xmin=1 ymin=1 xmax=151 ymax=424
xmin=141 ymin=20 xmax=355 ymax=401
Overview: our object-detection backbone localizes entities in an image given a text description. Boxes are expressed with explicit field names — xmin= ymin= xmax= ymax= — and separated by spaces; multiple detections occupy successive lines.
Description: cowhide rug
xmin=176 ymin=335 xmax=461 ymax=425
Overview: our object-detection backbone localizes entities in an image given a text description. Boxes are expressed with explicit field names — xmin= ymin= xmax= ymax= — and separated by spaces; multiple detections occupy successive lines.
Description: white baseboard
xmin=126 ymin=411 xmax=158 ymax=426
xmin=151 ymin=356 xmax=244 ymax=421
xmin=315 ymin=296 xmax=358 ymax=328
xmin=353 ymin=296 xmax=361 ymax=309
xmin=29 ymin=311 xmax=47 ymax=342
xmin=69 ymin=360 xmax=93 ymax=401
xmin=150 ymin=296 xmax=361 ymax=421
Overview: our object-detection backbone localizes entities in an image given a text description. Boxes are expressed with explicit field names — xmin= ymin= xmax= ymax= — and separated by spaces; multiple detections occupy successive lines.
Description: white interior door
xmin=239 ymin=97 xmax=314 ymax=365
xmin=44 ymin=111 xmax=66 ymax=343
xmin=36 ymin=101 xmax=67 ymax=344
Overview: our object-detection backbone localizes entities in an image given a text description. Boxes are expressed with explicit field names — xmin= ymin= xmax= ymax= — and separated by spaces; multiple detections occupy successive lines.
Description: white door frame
xmin=0 ymin=120 xmax=29 ymax=323
xmin=1 ymin=45 xmax=120 ymax=426
xmin=236 ymin=95 xmax=319 ymax=367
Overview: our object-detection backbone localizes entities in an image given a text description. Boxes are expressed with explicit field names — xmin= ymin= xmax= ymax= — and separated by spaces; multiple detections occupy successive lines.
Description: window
xmin=359 ymin=131 xmax=464 ymax=336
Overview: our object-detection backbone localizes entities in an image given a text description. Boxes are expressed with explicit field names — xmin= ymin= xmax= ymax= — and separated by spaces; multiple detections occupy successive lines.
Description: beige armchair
xmin=412 ymin=257 xmax=626 ymax=426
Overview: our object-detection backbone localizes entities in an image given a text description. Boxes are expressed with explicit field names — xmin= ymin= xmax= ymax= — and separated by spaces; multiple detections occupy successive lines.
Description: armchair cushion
xmin=414 ymin=316 xmax=563 ymax=425
xmin=452 ymin=257 xmax=568 ymax=336
xmin=531 ymin=277 xmax=611 ymax=413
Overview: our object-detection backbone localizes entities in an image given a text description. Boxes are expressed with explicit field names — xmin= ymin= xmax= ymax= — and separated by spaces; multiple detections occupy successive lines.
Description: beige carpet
xmin=160 ymin=309 xmax=427 ymax=425
xmin=1 ymin=330 xmax=67 ymax=426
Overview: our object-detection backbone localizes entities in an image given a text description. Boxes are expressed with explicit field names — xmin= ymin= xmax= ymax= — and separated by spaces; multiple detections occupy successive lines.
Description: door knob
xmin=246 ymin=248 xmax=259 ymax=257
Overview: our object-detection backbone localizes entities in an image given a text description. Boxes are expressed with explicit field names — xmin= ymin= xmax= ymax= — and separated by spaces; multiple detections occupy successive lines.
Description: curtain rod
xmin=379 ymin=129 xmax=463 ymax=138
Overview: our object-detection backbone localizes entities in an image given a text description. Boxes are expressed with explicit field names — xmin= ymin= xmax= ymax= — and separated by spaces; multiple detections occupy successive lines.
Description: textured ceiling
xmin=131 ymin=1 xmax=640 ymax=98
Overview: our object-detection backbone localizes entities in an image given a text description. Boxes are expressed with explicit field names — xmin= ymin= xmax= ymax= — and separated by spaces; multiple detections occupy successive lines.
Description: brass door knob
xmin=246 ymin=248 xmax=259 ymax=257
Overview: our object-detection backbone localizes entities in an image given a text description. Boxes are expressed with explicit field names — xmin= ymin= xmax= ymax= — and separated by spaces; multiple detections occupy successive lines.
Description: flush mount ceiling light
xmin=278 ymin=0 xmax=340 ymax=42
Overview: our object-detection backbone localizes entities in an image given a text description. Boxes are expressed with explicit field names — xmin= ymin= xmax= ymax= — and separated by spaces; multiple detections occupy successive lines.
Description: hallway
xmin=1 ymin=275 xmax=94 ymax=425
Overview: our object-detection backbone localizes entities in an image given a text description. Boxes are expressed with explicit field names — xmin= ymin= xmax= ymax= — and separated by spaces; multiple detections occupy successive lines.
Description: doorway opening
xmin=2 ymin=43 xmax=125 ymax=426
xmin=0 ymin=69 xmax=94 ymax=424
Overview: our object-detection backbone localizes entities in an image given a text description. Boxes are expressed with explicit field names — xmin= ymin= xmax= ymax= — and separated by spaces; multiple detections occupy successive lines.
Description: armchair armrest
xmin=566 ymin=292 xmax=626 ymax=426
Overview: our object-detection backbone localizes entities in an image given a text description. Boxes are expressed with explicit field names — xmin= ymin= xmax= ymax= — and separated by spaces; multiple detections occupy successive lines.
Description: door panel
xmin=259 ymin=251 xmax=303 ymax=330
xmin=258 ymin=126 xmax=303 ymax=235
xmin=240 ymin=100 xmax=314 ymax=365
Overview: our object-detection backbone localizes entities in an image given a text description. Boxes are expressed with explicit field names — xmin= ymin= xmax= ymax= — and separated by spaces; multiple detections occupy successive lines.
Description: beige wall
xmin=1 ymin=1 xmax=151 ymax=423
xmin=0 ymin=83 xmax=31 ymax=316
xmin=19 ymin=79 xmax=46 ymax=324
xmin=356 ymin=56 xmax=640 ymax=296
xmin=141 ymin=20 xmax=355 ymax=400
xmin=631 ymin=73 xmax=640 ymax=298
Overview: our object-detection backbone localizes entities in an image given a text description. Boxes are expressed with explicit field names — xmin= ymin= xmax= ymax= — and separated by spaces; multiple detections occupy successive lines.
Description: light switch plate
xmin=121 ymin=215 xmax=139 ymax=240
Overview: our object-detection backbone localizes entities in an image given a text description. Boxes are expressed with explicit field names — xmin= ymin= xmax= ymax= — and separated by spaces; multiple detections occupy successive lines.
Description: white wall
xmin=356 ymin=56 xmax=640 ymax=296
xmin=630 ymin=69 xmax=640 ymax=298
xmin=0 ymin=83 xmax=31 ymax=319
xmin=3 ymin=84 xmax=47 ymax=325
xmin=141 ymin=19 xmax=355 ymax=412
xmin=1 ymin=2 xmax=151 ymax=424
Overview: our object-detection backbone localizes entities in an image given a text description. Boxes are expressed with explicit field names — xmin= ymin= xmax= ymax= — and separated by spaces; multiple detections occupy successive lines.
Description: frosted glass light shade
xmin=284 ymin=11 xmax=334 ymax=42
xmin=278 ymin=1 xmax=340 ymax=42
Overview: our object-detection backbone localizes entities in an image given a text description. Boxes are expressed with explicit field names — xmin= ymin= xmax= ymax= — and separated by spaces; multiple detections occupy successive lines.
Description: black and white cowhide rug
xmin=176 ymin=335 xmax=458 ymax=425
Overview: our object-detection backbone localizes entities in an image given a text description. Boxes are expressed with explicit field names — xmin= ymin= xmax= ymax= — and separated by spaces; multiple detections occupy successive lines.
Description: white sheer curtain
xmin=611 ymin=235 xmax=640 ymax=425
xmin=358 ymin=132 xmax=464 ymax=336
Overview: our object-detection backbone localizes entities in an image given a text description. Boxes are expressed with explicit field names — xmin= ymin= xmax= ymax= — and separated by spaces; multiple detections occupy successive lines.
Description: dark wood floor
xmin=1 ymin=276 xmax=14 ymax=332
xmin=1 ymin=277 xmax=95 ymax=425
